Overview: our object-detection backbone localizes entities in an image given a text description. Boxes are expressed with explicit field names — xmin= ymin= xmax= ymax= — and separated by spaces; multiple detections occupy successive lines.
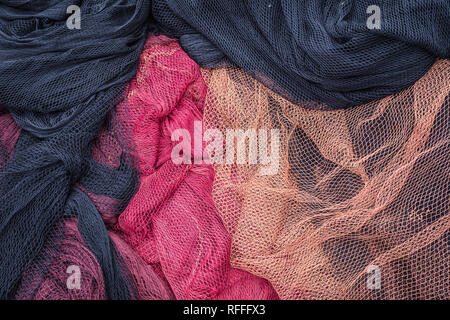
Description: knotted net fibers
xmin=201 ymin=59 xmax=449 ymax=300
xmin=0 ymin=0 xmax=151 ymax=299
xmin=152 ymin=0 xmax=449 ymax=109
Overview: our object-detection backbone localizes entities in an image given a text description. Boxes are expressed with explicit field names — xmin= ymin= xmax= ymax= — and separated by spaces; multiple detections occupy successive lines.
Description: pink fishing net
xmin=201 ymin=59 xmax=449 ymax=300
xmin=103 ymin=35 xmax=278 ymax=300
xmin=0 ymin=112 xmax=21 ymax=168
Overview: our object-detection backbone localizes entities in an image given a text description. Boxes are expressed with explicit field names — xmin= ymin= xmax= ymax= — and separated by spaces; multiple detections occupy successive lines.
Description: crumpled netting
xmin=1 ymin=107 xmax=172 ymax=300
xmin=13 ymin=218 xmax=174 ymax=300
xmin=14 ymin=218 xmax=107 ymax=300
xmin=0 ymin=0 xmax=150 ymax=299
xmin=201 ymin=59 xmax=449 ymax=299
xmin=101 ymin=35 xmax=278 ymax=300
xmin=0 ymin=111 xmax=21 ymax=169
xmin=152 ymin=0 xmax=449 ymax=109
xmin=108 ymin=231 xmax=175 ymax=300
xmin=0 ymin=113 xmax=106 ymax=300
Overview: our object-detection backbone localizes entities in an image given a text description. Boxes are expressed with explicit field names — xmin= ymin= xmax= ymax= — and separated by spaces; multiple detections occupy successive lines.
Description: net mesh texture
xmin=4 ymin=35 xmax=278 ymax=300
xmin=201 ymin=59 xmax=449 ymax=300
xmin=0 ymin=0 xmax=448 ymax=300
xmin=152 ymin=0 xmax=449 ymax=109
xmin=111 ymin=35 xmax=278 ymax=300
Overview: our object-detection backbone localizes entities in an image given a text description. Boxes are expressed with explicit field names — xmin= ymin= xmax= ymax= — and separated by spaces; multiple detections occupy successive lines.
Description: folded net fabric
xmin=0 ymin=39 xmax=173 ymax=301
xmin=104 ymin=35 xmax=278 ymax=300
xmin=0 ymin=0 xmax=150 ymax=299
xmin=14 ymin=218 xmax=107 ymax=300
xmin=1 ymin=0 xmax=447 ymax=301
xmin=152 ymin=0 xmax=449 ymax=109
xmin=0 ymin=111 xmax=21 ymax=169
xmin=14 ymin=217 xmax=174 ymax=300
xmin=0 ymin=111 xmax=110 ymax=300
xmin=201 ymin=59 xmax=449 ymax=299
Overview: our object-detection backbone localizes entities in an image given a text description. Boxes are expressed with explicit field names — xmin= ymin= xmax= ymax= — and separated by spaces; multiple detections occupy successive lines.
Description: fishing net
xmin=107 ymin=35 xmax=278 ymax=300
xmin=201 ymin=59 xmax=449 ymax=299
xmin=0 ymin=33 xmax=174 ymax=300
xmin=0 ymin=111 xmax=21 ymax=169
xmin=0 ymin=21 xmax=276 ymax=299
xmin=1 ymin=0 xmax=447 ymax=300
xmin=0 ymin=0 xmax=150 ymax=299
xmin=152 ymin=0 xmax=449 ymax=109
xmin=13 ymin=217 xmax=174 ymax=300
xmin=1 ymin=86 xmax=174 ymax=301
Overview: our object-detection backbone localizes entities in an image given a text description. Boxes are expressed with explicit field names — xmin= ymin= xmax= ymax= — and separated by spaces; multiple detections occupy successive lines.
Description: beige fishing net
xmin=201 ymin=59 xmax=449 ymax=300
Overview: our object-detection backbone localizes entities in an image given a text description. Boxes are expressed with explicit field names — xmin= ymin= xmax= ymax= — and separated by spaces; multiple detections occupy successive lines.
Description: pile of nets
xmin=0 ymin=0 xmax=152 ymax=299
xmin=96 ymin=35 xmax=278 ymax=300
xmin=0 ymin=27 xmax=278 ymax=299
xmin=0 ymin=0 xmax=448 ymax=300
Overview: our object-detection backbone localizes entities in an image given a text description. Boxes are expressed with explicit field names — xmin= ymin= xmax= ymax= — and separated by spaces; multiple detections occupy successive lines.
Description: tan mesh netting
xmin=201 ymin=59 xmax=449 ymax=300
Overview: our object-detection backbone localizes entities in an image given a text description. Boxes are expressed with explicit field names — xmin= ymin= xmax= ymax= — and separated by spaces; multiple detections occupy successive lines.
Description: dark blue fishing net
xmin=152 ymin=0 xmax=449 ymax=109
xmin=0 ymin=0 xmax=150 ymax=299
